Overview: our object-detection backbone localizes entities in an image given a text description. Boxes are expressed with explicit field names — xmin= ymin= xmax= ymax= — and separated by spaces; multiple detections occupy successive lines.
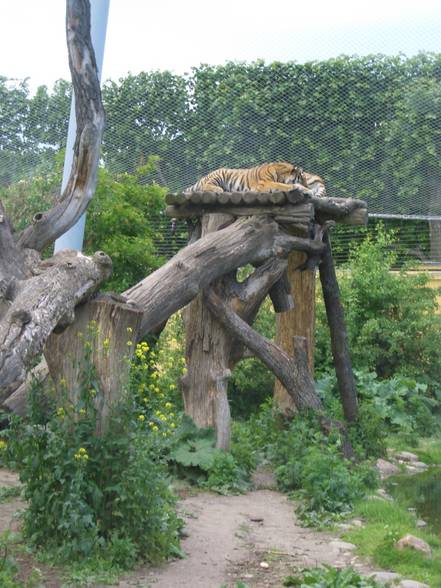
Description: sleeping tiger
xmin=184 ymin=162 xmax=326 ymax=197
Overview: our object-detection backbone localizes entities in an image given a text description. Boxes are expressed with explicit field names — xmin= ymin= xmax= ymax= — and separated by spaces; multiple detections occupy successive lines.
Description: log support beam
xmin=319 ymin=232 xmax=358 ymax=423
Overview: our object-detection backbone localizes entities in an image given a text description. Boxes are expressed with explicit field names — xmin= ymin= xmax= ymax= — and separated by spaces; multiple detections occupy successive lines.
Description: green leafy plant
xmin=204 ymin=452 xmax=250 ymax=495
xmin=315 ymin=227 xmax=441 ymax=383
xmin=167 ymin=417 xmax=252 ymax=493
xmin=9 ymin=333 xmax=181 ymax=568
xmin=355 ymin=371 xmax=440 ymax=438
xmin=255 ymin=410 xmax=379 ymax=526
xmin=283 ymin=566 xmax=382 ymax=587
xmin=84 ymin=160 xmax=168 ymax=292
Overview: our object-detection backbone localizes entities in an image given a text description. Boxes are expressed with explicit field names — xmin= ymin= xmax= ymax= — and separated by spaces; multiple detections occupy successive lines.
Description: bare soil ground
xmin=0 ymin=468 xmax=376 ymax=588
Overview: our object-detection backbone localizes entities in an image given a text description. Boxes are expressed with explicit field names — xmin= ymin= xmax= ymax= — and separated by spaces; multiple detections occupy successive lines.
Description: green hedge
xmin=2 ymin=53 xmax=441 ymax=215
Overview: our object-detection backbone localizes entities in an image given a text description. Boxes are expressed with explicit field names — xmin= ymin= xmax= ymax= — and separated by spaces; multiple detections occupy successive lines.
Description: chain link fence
xmin=1 ymin=8 xmax=441 ymax=263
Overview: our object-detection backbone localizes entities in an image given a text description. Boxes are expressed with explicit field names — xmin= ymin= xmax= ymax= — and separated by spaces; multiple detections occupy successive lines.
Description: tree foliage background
xmin=1 ymin=53 xmax=441 ymax=217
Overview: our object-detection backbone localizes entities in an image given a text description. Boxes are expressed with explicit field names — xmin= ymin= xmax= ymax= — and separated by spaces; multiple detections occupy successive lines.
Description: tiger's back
xmin=184 ymin=162 xmax=326 ymax=196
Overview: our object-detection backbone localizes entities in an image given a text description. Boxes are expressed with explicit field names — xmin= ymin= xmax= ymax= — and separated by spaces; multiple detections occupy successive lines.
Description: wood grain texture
xmin=274 ymin=251 xmax=316 ymax=414
xmin=0 ymin=250 xmax=112 ymax=399
xmin=45 ymin=295 xmax=143 ymax=434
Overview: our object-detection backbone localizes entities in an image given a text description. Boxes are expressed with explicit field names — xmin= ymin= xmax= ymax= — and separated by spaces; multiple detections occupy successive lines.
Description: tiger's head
xmin=268 ymin=162 xmax=305 ymax=185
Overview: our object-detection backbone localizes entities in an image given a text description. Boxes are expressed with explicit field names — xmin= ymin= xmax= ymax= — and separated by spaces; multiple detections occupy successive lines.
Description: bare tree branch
xmin=17 ymin=0 xmax=105 ymax=251
xmin=124 ymin=216 xmax=325 ymax=338
xmin=204 ymin=289 xmax=322 ymax=411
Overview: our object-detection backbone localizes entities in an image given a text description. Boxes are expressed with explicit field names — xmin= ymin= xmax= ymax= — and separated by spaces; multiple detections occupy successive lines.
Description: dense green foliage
xmin=84 ymin=161 xmax=168 ymax=291
xmin=0 ymin=164 xmax=169 ymax=292
xmin=8 ymin=330 xmax=181 ymax=567
xmin=245 ymin=406 xmax=378 ymax=526
xmin=316 ymin=228 xmax=441 ymax=383
xmin=2 ymin=54 xmax=441 ymax=217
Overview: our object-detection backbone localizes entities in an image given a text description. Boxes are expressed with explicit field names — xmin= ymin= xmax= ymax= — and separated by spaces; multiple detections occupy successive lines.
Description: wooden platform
xmin=165 ymin=187 xmax=368 ymax=227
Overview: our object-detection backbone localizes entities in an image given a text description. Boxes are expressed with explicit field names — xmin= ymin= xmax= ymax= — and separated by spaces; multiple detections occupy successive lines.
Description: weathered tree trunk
xmin=182 ymin=214 xmax=234 ymax=449
xmin=182 ymin=212 xmax=309 ymax=448
xmin=205 ymin=287 xmax=354 ymax=459
xmin=318 ymin=233 xmax=358 ymax=423
xmin=0 ymin=251 xmax=112 ymax=400
xmin=45 ymin=295 xmax=143 ymax=434
xmin=274 ymin=251 xmax=316 ymax=414
xmin=124 ymin=216 xmax=325 ymax=338
xmin=0 ymin=0 xmax=108 ymax=399
xmin=0 ymin=214 xmax=324 ymax=402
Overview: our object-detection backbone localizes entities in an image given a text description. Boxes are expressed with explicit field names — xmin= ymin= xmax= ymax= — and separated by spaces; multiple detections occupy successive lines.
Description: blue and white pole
xmin=54 ymin=0 xmax=110 ymax=253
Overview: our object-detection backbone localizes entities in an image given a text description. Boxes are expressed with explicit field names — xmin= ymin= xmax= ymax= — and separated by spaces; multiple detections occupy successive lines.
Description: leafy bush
xmin=283 ymin=565 xmax=382 ymax=587
xmin=167 ymin=418 xmax=252 ymax=494
xmin=315 ymin=227 xmax=441 ymax=383
xmin=294 ymin=446 xmax=377 ymax=527
xmin=355 ymin=371 xmax=441 ymax=438
xmin=9 ymin=340 xmax=181 ymax=566
xmin=204 ymin=451 xmax=250 ymax=495
xmin=317 ymin=368 xmax=441 ymax=456
xmin=84 ymin=160 xmax=168 ymax=292
xmin=264 ymin=410 xmax=378 ymax=525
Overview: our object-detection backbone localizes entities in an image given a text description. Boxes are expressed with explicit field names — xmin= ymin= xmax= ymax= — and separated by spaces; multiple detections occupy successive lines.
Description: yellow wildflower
xmin=74 ymin=447 xmax=89 ymax=461
xmin=138 ymin=414 xmax=145 ymax=422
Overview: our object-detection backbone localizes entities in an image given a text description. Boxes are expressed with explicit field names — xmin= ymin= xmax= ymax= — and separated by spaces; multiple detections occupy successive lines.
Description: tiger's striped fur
xmin=184 ymin=162 xmax=326 ymax=197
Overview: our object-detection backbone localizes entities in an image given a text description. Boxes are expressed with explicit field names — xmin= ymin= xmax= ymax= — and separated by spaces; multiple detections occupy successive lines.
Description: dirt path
xmin=118 ymin=489 xmax=372 ymax=588
xmin=0 ymin=469 xmax=376 ymax=588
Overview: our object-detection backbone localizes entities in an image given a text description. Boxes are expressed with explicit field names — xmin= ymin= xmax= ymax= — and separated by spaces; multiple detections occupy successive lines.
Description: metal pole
xmin=54 ymin=0 xmax=110 ymax=253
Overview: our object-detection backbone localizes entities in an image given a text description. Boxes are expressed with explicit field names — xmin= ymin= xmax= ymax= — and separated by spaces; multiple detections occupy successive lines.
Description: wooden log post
xmin=182 ymin=213 xmax=235 ymax=450
xmin=45 ymin=295 xmax=143 ymax=434
xmin=318 ymin=232 xmax=358 ymax=423
xmin=273 ymin=250 xmax=316 ymax=415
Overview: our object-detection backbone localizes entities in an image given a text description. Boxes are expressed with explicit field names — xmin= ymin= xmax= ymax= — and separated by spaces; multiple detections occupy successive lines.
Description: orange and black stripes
xmin=184 ymin=162 xmax=326 ymax=196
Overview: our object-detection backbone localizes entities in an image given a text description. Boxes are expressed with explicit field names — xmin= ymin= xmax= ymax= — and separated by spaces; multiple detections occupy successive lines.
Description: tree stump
xmin=45 ymin=295 xmax=143 ymax=434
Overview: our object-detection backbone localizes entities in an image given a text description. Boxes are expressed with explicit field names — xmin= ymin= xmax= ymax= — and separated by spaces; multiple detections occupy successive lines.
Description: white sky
xmin=0 ymin=0 xmax=440 ymax=92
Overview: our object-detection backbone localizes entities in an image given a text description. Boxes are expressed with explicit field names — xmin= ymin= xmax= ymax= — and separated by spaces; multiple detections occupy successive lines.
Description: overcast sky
xmin=1 ymin=0 xmax=440 ymax=92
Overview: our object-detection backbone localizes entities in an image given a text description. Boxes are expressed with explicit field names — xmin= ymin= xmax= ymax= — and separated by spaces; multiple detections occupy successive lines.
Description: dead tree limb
xmin=124 ymin=215 xmax=324 ymax=338
xmin=204 ymin=289 xmax=322 ymax=411
xmin=319 ymin=232 xmax=358 ymax=423
xmin=17 ymin=0 xmax=105 ymax=252
xmin=0 ymin=0 xmax=108 ymax=401
xmin=0 ymin=251 xmax=112 ymax=400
